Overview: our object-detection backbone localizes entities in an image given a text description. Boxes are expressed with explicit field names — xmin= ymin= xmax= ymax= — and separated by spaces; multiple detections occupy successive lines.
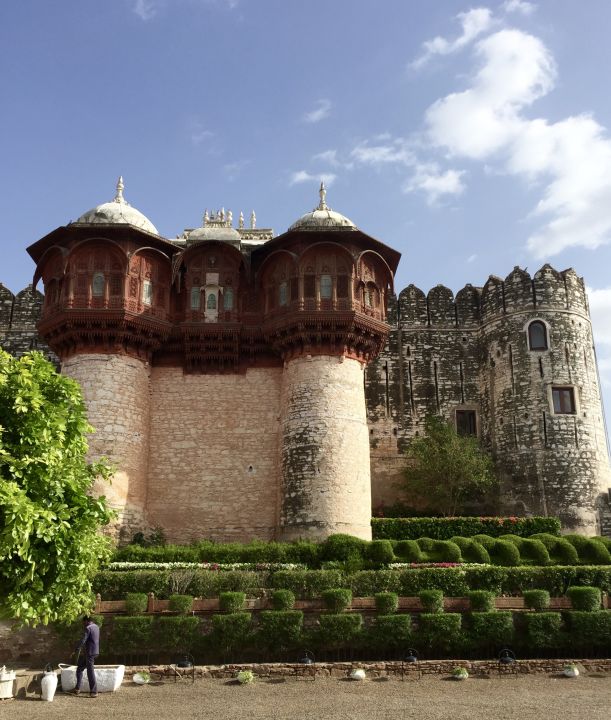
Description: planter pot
xmin=563 ymin=666 xmax=579 ymax=678
xmin=0 ymin=669 xmax=16 ymax=700
xmin=452 ymin=670 xmax=469 ymax=681
xmin=58 ymin=664 xmax=125 ymax=693
xmin=349 ymin=669 xmax=366 ymax=681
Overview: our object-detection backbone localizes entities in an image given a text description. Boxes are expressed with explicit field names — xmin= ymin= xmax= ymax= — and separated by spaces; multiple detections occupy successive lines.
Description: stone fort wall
xmin=365 ymin=265 xmax=611 ymax=534
xmin=3 ymin=266 xmax=611 ymax=537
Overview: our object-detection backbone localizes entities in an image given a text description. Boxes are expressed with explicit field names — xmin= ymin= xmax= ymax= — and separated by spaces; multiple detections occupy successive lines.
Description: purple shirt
xmin=77 ymin=622 xmax=100 ymax=656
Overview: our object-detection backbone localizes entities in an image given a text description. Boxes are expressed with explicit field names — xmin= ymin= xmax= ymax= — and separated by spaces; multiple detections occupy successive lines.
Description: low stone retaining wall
xmin=129 ymin=658 xmax=611 ymax=680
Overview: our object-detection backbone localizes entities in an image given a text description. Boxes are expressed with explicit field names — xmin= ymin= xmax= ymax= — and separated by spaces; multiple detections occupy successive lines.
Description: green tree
xmin=0 ymin=351 xmax=114 ymax=626
xmin=403 ymin=415 xmax=497 ymax=516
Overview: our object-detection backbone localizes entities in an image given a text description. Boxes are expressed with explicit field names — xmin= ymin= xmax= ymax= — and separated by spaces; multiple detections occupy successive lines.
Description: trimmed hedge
xmin=114 ymin=539 xmax=320 ymax=565
xmin=125 ymin=592 xmax=148 ymax=615
xmin=94 ymin=569 xmax=266 ymax=600
xmin=111 ymin=616 xmax=154 ymax=654
xmin=219 ymin=592 xmax=246 ymax=613
xmin=419 ymin=589 xmax=444 ymax=614
xmin=271 ymin=589 xmax=295 ymax=611
xmin=566 ymin=586 xmax=602 ymax=611
xmin=168 ymin=594 xmax=193 ymax=615
xmin=271 ymin=570 xmax=344 ymax=599
xmin=372 ymin=517 xmax=561 ymax=540
xmin=211 ymin=612 xmax=252 ymax=653
xmin=257 ymin=610 xmax=304 ymax=650
xmin=368 ymin=615 xmax=412 ymax=650
xmin=316 ymin=613 xmax=363 ymax=649
xmin=366 ymin=540 xmax=395 ymax=564
xmin=416 ymin=538 xmax=462 ymax=563
xmin=564 ymin=536 xmax=611 ymax=565
xmin=466 ymin=612 xmax=514 ymax=650
xmin=522 ymin=612 xmax=563 ymax=650
xmin=155 ymin=616 xmax=199 ymax=652
xmin=94 ymin=566 xmax=611 ymax=602
xmin=522 ymin=589 xmax=550 ymax=611
xmin=563 ymin=611 xmax=611 ymax=649
xmin=394 ymin=540 xmax=423 ymax=562
xmin=321 ymin=589 xmax=352 ymax=613
xmin=416 ymin=613 xmax=462 ymax=654
xmin=450 ymin=537 xmax=490 ymax=564
xmin=374 ymin=592 xmax=399 ymax=615
xmin=467 ymin=590 xmax=495 ymax=612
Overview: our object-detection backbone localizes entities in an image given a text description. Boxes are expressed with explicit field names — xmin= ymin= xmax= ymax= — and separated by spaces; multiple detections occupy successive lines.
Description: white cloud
xmin=421 ymin=27 xmax=611 ymax=258
xmin=223 ymin=160 xmax=250 ymax=181
xmin=350 ymin=139 xmax=415 ymax=167
xmin=503 ymin=0 xmax=536 ymax=15
xmin=131 ymin=0 xmax=238 ymax=21
xmin=312 ymin=149 xmax=340 ymax=166
xmin=289 ymin=170 xmax=336 ymax=186
xmin=303 ymin=99 xmax=332 ymax=124
xmin=467 ymin=253 xmax=478 ymax=263
xmin=411 ymin=8 xmax=494 ymax=69
xmin=132 ymin=0 xmax=159 ymax=20
xmin=404 ymin=164 xmax=466 ymax=205
xmin=587 ymin=287 xmax=611 ymax=347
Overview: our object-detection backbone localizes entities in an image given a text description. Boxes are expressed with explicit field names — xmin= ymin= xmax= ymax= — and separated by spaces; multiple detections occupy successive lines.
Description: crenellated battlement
xmin=393 ymin=265 xmax=589 ymax=329
xmin=0 ymin=282 xmax=57 ymax=364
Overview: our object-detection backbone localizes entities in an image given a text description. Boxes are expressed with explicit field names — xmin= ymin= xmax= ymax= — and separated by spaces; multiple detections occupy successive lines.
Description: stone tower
xmin=26 ymin=179 xmax=399 ymax=542
xmin=366 ymin=265 xmax=611 ymax=536
xmin=259 ymin=183 xmax=399 ymax=540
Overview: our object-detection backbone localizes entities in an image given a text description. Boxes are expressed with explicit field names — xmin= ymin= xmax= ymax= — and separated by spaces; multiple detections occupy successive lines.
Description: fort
xmin=1 ymin=179 xmax=610 ymax=541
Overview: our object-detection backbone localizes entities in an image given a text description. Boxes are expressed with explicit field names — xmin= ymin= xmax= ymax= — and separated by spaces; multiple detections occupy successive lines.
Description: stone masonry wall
xmin=0 ymin=283 xmax=58 ymax=365
xmin=146 ymin=366 xmax=282 ymax=542
xmin=279 ymin=355 xmax=372 ymax=541
xmin=480 ymin=266 xmax=611 ymax=534
xmin=61 ymin=353 xmax=151 ymax=540
xmin=366 ymin=266 xmax=611 ymax=535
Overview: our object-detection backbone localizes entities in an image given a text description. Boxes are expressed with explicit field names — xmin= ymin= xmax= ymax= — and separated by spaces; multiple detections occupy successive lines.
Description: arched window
xmin=142 ymin=279 xmax=153 ymax=305
xmin=320 ymin=274 xmax=332 ymax=299
xmin=528 ymin=320 xmax=548 ymax=351
xmin=92 ymin=272 xmax=105 ymax=297
xmin=190 ymin=287 xmax=201 ymax=309
xmin=224 ymin=288 xmax=234 ymax=310
xmin=278 ymin=282 xmax=288 ymax=307
xmin=207 ymin=292 xmax=217 ymax=310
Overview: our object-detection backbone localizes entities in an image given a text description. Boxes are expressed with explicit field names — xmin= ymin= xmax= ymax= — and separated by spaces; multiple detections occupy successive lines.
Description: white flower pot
xmin=0 ymin=667 xmax=16 ymax=700
xmin=563 ymin=666 xmax=579 ymax=678
xmin=349 ymin=669 xmax=366 ymax=681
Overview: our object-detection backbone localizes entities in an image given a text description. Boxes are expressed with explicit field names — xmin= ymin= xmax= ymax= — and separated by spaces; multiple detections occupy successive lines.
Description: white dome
xmin=288 ymin=183 xmax=356 ymax=232
xmin=73 ymin=177 xmax=158 ymax=235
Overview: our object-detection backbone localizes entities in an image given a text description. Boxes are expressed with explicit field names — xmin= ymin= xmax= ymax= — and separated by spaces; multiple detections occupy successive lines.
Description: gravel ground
xmin=2 ymin=674 xmax=610 ymax=720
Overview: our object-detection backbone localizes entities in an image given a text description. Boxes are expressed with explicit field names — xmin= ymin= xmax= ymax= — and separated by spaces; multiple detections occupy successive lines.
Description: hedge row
xmin=93 ymin=566 xmax=611 ymax=600
xmin=371 ymin=517 xmax=561 ymax=540
xmin=98 ymin=609 xmax=611 ymax=661
xmin=112 ymin=518 xmax=563 ymax=565
xmin=110 ymin=532 xmax=610 ymax=569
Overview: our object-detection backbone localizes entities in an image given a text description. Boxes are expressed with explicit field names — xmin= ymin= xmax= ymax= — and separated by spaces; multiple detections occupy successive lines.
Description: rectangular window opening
xmin=456 ymin=409 xmax=477 ymax=436
xmin=552 ymin=386 xmax=576 ymax=414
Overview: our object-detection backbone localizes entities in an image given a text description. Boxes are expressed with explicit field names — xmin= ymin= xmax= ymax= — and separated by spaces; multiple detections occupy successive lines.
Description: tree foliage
xmin=0 ymin=351 xmax=114 ymax=625
xmin=403 ymin=415 xmax=497 ymax=516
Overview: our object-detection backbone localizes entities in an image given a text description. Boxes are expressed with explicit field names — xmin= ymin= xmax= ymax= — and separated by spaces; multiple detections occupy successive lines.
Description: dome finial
xmin=114 ymin=176 xmax=125 ymax=203
xmin=318 ymin=181 xmax=328 ymax=211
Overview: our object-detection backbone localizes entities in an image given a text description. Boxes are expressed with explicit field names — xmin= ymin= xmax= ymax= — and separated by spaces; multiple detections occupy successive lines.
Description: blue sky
xmin=3 ymin=0 xmax=611 ymax=427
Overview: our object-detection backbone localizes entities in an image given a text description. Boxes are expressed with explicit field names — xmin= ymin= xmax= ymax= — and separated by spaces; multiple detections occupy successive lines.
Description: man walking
xmin=72 ymin=616 xmax=100 ymax=697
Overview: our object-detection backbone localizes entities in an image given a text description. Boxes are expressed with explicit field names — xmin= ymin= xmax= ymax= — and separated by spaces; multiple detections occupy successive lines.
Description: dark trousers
xmin=76 ymin=653 xmax=98 ymax=693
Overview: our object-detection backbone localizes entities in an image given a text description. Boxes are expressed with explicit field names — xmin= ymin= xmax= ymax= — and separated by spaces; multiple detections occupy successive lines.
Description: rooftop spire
xmin=114 ymin=176 xmax=125 ymax=203
xmin=318 ymin=181 xmax=328 ymax=211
